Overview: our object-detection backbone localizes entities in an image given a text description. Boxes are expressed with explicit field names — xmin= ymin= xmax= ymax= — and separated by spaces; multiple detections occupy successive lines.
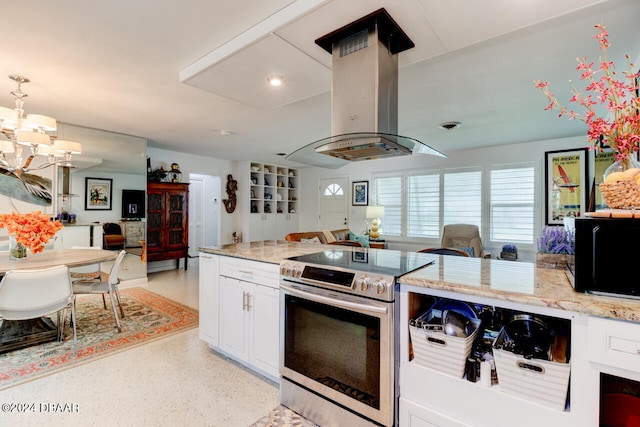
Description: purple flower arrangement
xmin=537 ymin=226 xmax=575 ymax=255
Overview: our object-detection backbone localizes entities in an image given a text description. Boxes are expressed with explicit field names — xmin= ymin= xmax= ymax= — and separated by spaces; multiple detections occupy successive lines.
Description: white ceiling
xmin=1 ymin=0 xmax=639 ymax=169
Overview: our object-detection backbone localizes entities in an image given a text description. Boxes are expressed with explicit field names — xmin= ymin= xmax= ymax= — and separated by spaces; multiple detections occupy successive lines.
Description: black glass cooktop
xmin=287 ymin=248 xmax=435 ymax=278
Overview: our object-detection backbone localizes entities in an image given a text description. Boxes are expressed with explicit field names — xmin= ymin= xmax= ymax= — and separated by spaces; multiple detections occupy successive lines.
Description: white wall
xmin=69 ymin=171 xmax=145 ymax=224
xmin=147 ymin=147 xmax=235 ymax=243
xmin=297 ymin=135 xmax=591 ymax=261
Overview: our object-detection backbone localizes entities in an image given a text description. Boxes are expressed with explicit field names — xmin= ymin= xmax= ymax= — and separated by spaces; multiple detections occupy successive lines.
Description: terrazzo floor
xmin=0 ymin=262 xmax=280 ymax=426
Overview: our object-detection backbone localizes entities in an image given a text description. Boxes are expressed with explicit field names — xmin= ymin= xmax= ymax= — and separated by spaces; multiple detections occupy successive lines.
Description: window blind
xmin=490 ymin=167 xmax=535 ymax=243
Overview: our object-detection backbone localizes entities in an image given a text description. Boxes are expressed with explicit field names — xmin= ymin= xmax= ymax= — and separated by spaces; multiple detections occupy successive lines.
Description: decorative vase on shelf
xmin=9 ymin=235 xmax=27 ymax=260
xmin=600 ymin=152 xmax=640 ymax=209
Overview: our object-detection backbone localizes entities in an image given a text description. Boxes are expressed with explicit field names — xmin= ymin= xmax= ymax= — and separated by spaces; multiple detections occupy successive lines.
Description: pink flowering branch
xmin=534 ymin=24 xmax=640 ymax=161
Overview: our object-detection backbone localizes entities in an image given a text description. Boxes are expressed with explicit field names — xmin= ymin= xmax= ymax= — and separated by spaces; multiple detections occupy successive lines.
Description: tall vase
xmin=603 ymin=153 xmax=640 ymax=182
xmin=600 ymin=153 xmax=640 ymax=209
xmin=9 ymin=235 xmax=27 ymax=260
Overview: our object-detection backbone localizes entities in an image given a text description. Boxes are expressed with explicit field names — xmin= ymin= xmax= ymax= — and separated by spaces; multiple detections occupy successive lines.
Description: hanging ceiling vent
xmin=286 ymin=8 xmax=446 ymax=169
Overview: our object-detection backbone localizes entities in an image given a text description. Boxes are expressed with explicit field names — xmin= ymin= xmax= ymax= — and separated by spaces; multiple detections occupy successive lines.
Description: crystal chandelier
xmin=0 ymin=75 xmax=81 ymax=175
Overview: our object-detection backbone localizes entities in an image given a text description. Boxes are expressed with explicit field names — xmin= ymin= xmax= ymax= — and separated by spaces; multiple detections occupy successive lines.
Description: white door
xmin=189 ymin=178 xmax=204 ymax=257
xmin=318 ymin=177 xmax=349 ymax=230
xmin=189 ymin=174 xmax=221 ymax=256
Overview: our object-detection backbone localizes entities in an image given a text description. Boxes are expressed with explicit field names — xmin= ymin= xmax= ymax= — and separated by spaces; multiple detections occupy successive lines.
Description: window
xmin=490 ymin=167 xmax=535 ymax=243
xmin=407 ymin=173 xmax=440 ymax=238
xmin=324 ymin=183 xmax=344 ymax=196
xmin=443 ymin=170 xmax=482 ymax=229
xmin=372 ymin=165 xmax=534 ymax=246
xmin=372 ymin=176 xmax=402 ymax=236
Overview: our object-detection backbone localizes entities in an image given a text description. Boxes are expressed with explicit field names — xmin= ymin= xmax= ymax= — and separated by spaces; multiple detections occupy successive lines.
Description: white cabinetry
xmin=53 ymin=225 xmax=96 ymax=249
xmin=245 ymin=162 xmax=298 ymax=241
xmin=199 ymin=253 xmax=220 ymax=346
xmin=399 ymin=286 xmax=595 ymax=427
xmin=217 ymin=257 xmax=280 ymax=381
xmin=249 ymin=214 xmax=277 ymax=241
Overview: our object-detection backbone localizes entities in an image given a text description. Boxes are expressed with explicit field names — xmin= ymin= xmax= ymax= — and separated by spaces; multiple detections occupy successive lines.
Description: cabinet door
xmin=249 ymin=214 xmax=265 ymax=242
xmin=262 ymin=214 xmax=277 ymax=240
xmin=219 ymin=276 xmax=250 ymax=360
xmin=199 ymin=254 xmax=220 ymax=346
xmin=249 ymin=283 xmax=280 ymax=378
xmin=166 ymin=189 xmax=188 ymax=249
xmin=147 ymin=190 xmax=164 ymax=249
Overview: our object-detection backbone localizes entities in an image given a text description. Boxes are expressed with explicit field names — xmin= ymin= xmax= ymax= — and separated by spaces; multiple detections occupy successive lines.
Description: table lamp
xmin=366 ymin=206 xmax=385 ymax=239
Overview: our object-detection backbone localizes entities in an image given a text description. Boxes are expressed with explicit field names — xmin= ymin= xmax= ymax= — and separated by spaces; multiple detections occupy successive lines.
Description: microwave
xmin=572 ymin=217 xmax=640 ymax=297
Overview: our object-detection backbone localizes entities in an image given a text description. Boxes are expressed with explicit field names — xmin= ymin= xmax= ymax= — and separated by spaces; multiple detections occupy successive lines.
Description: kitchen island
xmin=199 ymin=242 xmax=640 ymax=426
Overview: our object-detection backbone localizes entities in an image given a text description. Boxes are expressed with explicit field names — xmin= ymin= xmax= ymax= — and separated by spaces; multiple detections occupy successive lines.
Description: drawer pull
xmin=239 ymin=269 xmax=254 ymax=275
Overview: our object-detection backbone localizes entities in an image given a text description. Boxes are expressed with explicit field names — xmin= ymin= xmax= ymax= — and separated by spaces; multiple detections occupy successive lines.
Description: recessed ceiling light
xmin=439 ymin=121 xmax=461 ymax=130
xmin=220 ymin=130 xmax=231 ymax=136
xmin=267 ymin=75 xmax=284 ymax=87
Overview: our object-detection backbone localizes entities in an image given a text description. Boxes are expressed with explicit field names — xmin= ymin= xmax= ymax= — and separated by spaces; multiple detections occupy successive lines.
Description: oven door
xmin=280 ymin=282 xmax=394 ymax=426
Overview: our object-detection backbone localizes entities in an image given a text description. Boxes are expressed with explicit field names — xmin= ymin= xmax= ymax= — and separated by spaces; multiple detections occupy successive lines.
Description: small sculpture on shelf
xmin=264 ymin=203 xmax=271 ymax=213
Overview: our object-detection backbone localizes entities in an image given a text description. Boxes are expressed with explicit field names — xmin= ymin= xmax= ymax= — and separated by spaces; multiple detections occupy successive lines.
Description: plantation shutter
xmin=372 ymin=176 xmax=402 ymax=236
xmin=443 ymin=170 xmax=482 ymax=229
xmin=407 ymin=173 xmax=440 ymax=238
xmin=490 ymin=167 xmax=535 ymax=243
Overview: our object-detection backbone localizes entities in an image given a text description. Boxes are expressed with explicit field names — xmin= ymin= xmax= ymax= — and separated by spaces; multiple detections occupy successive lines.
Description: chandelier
xmin=0 ymin=75 xmax=81 ymax=175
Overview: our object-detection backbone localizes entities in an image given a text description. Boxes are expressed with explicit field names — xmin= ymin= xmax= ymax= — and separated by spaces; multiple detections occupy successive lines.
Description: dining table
xmin=0 ymin=248 xmax=118 ymax=353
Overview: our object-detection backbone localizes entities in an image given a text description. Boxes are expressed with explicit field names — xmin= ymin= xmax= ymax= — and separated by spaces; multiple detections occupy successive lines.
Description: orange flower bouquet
xmin=0 ymin=211 xmax=63 ymax=256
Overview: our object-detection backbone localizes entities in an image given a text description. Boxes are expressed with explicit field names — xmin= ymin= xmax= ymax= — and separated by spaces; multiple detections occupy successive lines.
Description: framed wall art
xmin=544 ymin=148 xmax=588 ymax=225
xmin=352 ymin=181 xmax=369 ymax=206
xmin=85 ymin=177 xmax=113 ymax=210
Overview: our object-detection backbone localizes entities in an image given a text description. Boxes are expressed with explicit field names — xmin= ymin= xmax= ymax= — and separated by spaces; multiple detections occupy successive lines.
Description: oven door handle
xmin=280 ymin=284 xmax=388 ymax=315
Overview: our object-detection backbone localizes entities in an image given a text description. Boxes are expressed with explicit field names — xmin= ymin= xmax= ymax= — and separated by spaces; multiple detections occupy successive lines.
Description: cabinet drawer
xmin=220 ymin=257 xmax=279 ymax=288
xmin=588 ymin=316 xmax=640 ymax=373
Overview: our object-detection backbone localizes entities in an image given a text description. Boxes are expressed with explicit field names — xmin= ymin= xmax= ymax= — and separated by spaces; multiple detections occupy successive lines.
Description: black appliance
xmin=573 ymin=217 xmax=640 ymax=297
xmin=121 ymin=189 xmax=145 ymax=219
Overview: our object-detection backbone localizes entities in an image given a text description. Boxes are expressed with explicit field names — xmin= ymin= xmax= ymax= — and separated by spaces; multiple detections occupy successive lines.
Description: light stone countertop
xmin=199 ymin=240 xmax=354 ymax=264
xmin=199 ymin=242 xmax=640 ymax=323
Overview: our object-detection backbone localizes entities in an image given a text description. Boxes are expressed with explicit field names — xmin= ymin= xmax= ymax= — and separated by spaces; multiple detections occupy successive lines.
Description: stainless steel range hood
xmin=286 ymin=9 xmax=446 ymax=169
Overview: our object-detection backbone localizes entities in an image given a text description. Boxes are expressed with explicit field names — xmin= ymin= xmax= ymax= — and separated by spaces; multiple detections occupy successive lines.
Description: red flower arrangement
xmin=0 ymin=211 xmax=63 ymax=254
xmin=535 ymin=24 xmax=640 ymax=161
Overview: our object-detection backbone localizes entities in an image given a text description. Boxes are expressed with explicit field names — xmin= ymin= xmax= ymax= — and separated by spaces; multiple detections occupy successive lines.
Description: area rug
xmin=250 ymin=405 xmax=318 ymax=427
xmin=0 ymin=287 xmax=198 ymax=390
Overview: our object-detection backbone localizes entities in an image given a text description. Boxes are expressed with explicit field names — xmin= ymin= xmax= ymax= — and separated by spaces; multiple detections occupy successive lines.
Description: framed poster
xmin=85 ymin=177 xmax=113 ymax=210
xmin=545 ymin=148 xmax=588 ymax=225
xmin=593 ymin=150 xmax=616 ymax=210
xmin=352 ymin=181 xmax=369 ymax=206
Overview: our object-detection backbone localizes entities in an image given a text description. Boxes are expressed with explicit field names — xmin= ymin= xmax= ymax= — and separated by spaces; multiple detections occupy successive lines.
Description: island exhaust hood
xmin=286 ymin=8 xmax=446 ymax=169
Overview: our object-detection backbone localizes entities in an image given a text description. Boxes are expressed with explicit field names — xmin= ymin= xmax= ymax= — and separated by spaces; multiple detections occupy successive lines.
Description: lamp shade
xmin=366 ymin=205 xmax=385 ymax=219
xmin=0 ymin=106 xmax=18 ymax=129
xmin=17 ymin=130 xmax=50 ymax=147
xmin=24 ymin=114 xmax=57 ymax=132
xmin=54 ymin=140 xmax=82 ymax=154
xmin=0 ymin=140 xmax=15 ymax=154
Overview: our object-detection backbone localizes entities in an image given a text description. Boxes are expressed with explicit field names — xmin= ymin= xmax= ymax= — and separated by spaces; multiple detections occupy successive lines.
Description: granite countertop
xmin=199 ymin=242 xmax=640 ymax=322
xmin=199 ymin=240 xmax=353 ymax=264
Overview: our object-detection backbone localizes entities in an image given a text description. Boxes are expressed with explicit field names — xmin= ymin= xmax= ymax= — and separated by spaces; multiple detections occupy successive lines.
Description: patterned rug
xmin=250 ymin=405 xmax=318 ymax=427
xmin=0 ymin=287 xmax=198 ymax=390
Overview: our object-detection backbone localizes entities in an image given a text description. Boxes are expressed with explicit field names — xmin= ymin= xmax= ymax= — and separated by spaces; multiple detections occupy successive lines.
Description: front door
xmin=318 ymin=177 xmax=349 ymax=230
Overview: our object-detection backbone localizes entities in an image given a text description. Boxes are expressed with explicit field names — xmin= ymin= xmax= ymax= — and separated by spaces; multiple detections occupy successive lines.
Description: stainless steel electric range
xmin=279 ymin=248 xmax=435 ymax=427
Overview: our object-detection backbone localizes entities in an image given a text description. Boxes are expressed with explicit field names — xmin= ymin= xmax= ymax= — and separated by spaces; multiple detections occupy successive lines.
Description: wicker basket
xmin=599 ymin=180 xmax=640 ymax=209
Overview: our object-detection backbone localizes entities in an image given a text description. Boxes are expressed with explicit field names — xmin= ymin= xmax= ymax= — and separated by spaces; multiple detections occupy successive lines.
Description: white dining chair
xmin=70 ymin=246 xmax=103 ymax=281
xmin=72 ymin=250 xmax=126 ymax=332
xmin=0 ymin=265 xmax=77 ymax=352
